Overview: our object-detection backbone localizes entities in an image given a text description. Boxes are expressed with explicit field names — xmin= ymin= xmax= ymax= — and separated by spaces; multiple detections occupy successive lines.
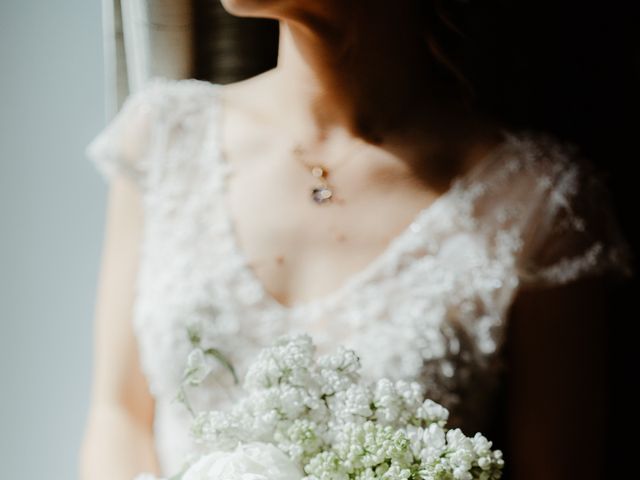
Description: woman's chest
xmin=132 ymin=194 xmax=521 ymax=420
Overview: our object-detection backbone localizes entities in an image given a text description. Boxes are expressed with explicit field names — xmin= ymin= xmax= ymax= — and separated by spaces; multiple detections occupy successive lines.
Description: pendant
xmin=309 ymin=164 xmax=332 ymax=204
xmin=312 ymin=184 xmax=333 ymax=204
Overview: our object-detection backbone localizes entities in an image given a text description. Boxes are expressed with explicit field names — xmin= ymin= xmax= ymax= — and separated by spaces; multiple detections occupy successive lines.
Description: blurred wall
xmin=0 ymin=0 xmax=116 ymax=477
xmin=0 ymin=1 xmax=278 ymax=478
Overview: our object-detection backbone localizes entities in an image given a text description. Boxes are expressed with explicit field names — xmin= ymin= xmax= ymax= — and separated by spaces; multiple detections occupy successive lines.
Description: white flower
xmin=419 ymin=423 xmax=448 ymax=461
xmin=333 ymin=421 xmax=411 ymax=471
xmin=132 ymin=474 xmax=164 ymax=480
xmin=182 ymin=441 xmax=303 ymax=480
xmin=183 ymin=348 xmax=213 ymax=386
xmin=327 ymin=384 xmax=373 ymax=424
xmin=314 ymin=347 xmax=361 ymax=395
xmin=274 ymin=418 xmax=326 ymax=463
xmin=244 ymin=334 xmax=316 ymax=390
xmin=416 ymin=398 xmax=450 ymax=426
xmin=304 ymin=450 xmax=349 ymax=480
xmin=180 ymin=333 xmax=504 ymax=480
xmin=372 ymin=378 xmax=403 ymax=424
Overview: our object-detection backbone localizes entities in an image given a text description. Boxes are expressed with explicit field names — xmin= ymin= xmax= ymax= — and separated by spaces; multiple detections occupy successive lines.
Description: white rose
xmin=182 ymin=441 xmax=303 ymax=480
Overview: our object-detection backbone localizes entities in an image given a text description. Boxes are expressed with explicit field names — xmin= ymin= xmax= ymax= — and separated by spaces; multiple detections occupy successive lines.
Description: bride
xmin=79 ymin=1 xmax=633 ymax=479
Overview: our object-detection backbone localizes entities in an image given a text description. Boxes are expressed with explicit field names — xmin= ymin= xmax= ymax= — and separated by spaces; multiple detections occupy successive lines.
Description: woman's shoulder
xmin=462 ymin=128 xmax=589 ymax=227
xmin=488 ymin=128 xmax=635 ymax=289
xmin=485 ymin=128 xmax=587 ymax=188
xmin=468 ymin=127 xmax=606 ymax=223
xmin=85 ymin=77 xmax=221 ymax=188
xmin=131 ymin=76 xmax=221 ymax=118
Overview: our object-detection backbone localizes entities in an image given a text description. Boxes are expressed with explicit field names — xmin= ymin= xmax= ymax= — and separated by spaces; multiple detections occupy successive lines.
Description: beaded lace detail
xmin=85 ymin=76 xmax=635 ymax=477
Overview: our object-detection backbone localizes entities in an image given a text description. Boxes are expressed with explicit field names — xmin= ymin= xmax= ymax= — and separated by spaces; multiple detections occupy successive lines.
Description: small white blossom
xmin=416 ymin=398 xmax=450 ymax=426
xmin=178 ymin=334 xmax=503 ymax=480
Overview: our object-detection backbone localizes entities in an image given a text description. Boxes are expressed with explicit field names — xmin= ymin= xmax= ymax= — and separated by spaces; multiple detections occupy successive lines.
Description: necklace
xmin=292 ymin=141 xmax=362 ymax=205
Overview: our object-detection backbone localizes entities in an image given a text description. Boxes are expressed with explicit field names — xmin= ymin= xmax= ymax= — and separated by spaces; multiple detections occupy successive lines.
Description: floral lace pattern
xmin=85 ymin=76 xmax=635 ymax=477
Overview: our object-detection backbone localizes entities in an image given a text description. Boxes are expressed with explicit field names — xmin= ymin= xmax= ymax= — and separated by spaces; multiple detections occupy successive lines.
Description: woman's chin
xmin=219 ymin=0 xmax=281 ymax=18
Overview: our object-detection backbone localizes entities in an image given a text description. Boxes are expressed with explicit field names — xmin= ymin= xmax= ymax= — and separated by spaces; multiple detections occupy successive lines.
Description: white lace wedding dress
xmin=85 ymin=76 xmax=634 ymax=477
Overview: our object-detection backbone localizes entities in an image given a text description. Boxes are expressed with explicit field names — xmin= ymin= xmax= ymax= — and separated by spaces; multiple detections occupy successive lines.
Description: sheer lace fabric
xmin=85 ymin=77 xmax=635 ymax=476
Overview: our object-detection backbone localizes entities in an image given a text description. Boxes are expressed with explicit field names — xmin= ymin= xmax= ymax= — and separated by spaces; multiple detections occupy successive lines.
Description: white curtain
xmin=98 ymin=0 xmax=193 ymax=121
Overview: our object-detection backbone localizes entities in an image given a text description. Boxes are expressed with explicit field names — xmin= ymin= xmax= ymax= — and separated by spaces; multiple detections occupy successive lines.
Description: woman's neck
xmin=259 ymin=4 xmax=505 ymax=187
xmin=272 ymin=6 xmax=444 ymax=140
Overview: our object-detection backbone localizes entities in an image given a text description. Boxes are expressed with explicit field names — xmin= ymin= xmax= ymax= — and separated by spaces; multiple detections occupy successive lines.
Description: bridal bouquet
xmin=137 ymin=333 xmax=504 ymax=480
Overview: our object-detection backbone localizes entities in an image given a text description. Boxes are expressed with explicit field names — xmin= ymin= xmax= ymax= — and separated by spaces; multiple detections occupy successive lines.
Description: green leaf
xmin=203 ymin=347 xmax=239 ymax=385
xmin=172 ymin=386 xmax=195 ymax=418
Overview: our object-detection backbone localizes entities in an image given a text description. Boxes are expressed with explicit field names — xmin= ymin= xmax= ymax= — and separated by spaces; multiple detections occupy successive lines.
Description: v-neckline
xmin=204 ymin=81 xmax=513 ymax=316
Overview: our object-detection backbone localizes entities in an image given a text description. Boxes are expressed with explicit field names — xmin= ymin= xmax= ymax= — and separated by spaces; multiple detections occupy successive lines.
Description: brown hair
xmin=415 ymin=0 xmax=517 ymax=119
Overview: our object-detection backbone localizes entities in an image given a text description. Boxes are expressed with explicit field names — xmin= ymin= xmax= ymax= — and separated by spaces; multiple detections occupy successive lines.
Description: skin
xmin=78 ymin=176 xmax=161 ymax=479
xmin=218 ymin=1 xmax=506 ymax=310
xmin=79 ymin=1 xmax=607 ymax=478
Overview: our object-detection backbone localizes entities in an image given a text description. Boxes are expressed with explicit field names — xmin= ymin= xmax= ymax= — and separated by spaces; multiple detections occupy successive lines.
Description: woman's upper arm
xmin=88 ymin=176 xmax=154 ymax=426
xmin=84 ymin=81 xmax=171 ymax=423
xmin=497 ymin=136 xmax=636 ymax=478
xmin=505 ymin=276 xmax=608 ymax=479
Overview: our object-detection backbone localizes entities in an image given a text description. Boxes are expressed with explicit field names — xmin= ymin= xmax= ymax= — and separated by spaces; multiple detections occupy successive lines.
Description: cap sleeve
xmin=85 ymin=78 xmax=170 ymax=189
xmin=516 ymin=149 xmax=635 ymax=290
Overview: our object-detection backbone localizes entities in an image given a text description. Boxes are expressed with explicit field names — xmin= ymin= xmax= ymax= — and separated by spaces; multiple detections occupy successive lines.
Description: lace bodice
xmin=85 ymin=76 xmax=634 ymax=477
